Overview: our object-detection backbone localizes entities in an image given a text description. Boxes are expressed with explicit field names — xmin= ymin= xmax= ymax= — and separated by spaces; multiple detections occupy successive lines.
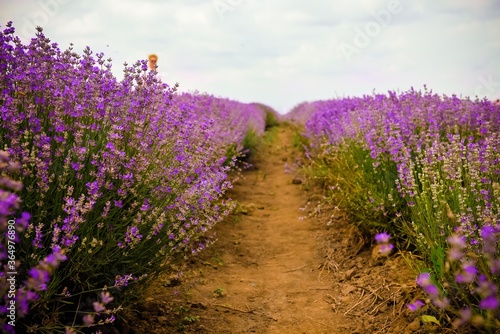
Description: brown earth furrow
xmin=178 ymin=126 xmax=350 ymax=333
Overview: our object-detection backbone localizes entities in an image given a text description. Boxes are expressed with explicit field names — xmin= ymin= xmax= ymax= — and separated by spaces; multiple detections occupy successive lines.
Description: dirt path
xmin=129 ymin=125 xmax=417 ymax=334
xmin=184 ymin=126 xmax=351 ymax=333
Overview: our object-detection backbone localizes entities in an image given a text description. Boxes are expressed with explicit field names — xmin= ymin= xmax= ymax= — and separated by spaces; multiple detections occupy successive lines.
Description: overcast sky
xmin=2 ymin=0 xmax=499 ymax=113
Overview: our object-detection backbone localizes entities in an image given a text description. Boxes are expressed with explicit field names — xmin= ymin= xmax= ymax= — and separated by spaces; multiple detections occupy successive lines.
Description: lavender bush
xmin=0 ymin=22 xmax=265 ymax=333
xmin=283 ymin=101 xmax=319 ymax=126
xmin=410 ymin=225 xmax=500 ymax=330
xmin=171 ymin=92 xmax=267 ymax=164
xmin=296 ymin=87 xmax=500 ymax=330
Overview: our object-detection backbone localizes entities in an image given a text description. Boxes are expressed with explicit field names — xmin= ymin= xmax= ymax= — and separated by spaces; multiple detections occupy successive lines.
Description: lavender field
xmin=1 ymin=18 xmax=500 ymax=334
xmin=0 ymin=23 xmax=270 ymax=333
xmin=291 ymin=89 xmax=500 ymax=331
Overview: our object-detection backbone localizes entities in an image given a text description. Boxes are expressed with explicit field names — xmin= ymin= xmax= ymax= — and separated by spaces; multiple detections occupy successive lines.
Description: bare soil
xmin=125 ymin=125 xmax=425 ymax=334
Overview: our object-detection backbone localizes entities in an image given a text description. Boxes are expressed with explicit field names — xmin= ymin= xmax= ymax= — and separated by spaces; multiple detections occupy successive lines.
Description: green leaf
xmin=421 ymin=315 xmax=440 ymax=326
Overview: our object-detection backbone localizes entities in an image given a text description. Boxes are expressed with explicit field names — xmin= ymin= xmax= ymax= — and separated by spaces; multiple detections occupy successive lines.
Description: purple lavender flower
xmin=448 ymin=248 xmax=463 ymax=261
xmin=44 ymin=246 xmax=67 ymax=267
xmin=100 ymin=291 xmax=114 ymax=304
xmin=407 ymin=299 xmax=424 ymax=311
xmin=489 ymin=259 xmax=500 ymax=275
xmin=480 ymin=225 xmax=498 ymax=255
xmin=379 ymin=243 xmax=394 ymax=255
xmin=479 ymin=295 xmax=499 ymax=310
xmin=416 ymin=273 xmax=440 ymax=299
xmin=375 ymin=232 xmax=391 ymax=243
xmin=455 ymin=262 xmax=477 ymax=284
xmin=114 ymin=274 xmax=134 ymax=288
xmin=141 ymin=199 xmax=151 ymax=211
xmin=92 ymin=301 xmax=105 ymax=313
xmin=452 ymin=308 xmax=472 ymax=328
xmin=447 ymin=234 xmax=466 ymax=248
xmin=374 ymin=232 xmax=394 ymax=255
xmin=105 ymin=315 xmax=116 ymax=324
xmin=471 ymin=274 xmax=500 ymax=312
xmin=432 ymin=296 xmax=450 ymax=309
xmin=82 ymin=314 xmax=95 ymax=327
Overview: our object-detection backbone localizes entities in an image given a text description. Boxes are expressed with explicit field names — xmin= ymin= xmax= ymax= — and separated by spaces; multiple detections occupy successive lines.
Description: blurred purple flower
xmin=379 ymin=243 xmax=394 ymax=256
xmin=407 ymin=300 xmax=424 ymax=311
xmin=101 ymin=291 xmax=114 ymax=304
xmin=479 ymin=295 xmax=499 ymax=310
xmin=44 ymin=246 xmax=67 ymax=266
xmin=452 ymin=308 xmax=472 ymax=328
xmin=105 ymin=142 xmax=115 ymax=151
xmin=432 ymin=296 xmax=450 ymax=309
xmin=114 ymin=274 xmax=134 ymax=288
xmin=417 ymin=273 xmax=440 ymax=299
xmin=375 ymin=232 xmax=391 ymax=243
xmin=448 ymin=248 xmax=463 ymax=261
xmin=82 ymin=314 xmax=95 ymax=327
xmin=490 ymin=259 xmax=500 ymax=275
xmin=455 ymin=262 xmax=477 ymax=284
xmin=27 ymin=268 xmax=51 ymax=291
xmin=92 ymin=301 xmax=105 ymax=313
xmin=480 ymin=225 xmax=498 ymax=255
xmin=447 ymin=234 xmax=466 ymax=248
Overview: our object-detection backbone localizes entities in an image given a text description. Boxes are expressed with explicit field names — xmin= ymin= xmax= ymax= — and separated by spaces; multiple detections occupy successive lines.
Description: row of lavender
xmin=289 ymin=88 xmax=500 ymax=330
xmin=173 ymin=92 xmax=267 ymax=164
xmin=0 ymin=23 xmax=266 ymax=333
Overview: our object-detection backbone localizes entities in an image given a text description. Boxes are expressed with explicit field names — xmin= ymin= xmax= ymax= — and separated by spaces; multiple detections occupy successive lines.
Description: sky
xmin=1 ymin=0 xmax=499 ymax=114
